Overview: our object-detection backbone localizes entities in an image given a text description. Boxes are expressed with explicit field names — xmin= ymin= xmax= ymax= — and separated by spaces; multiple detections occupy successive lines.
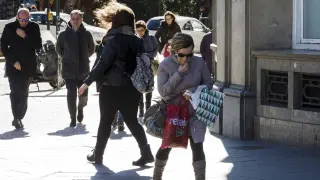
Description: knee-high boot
xmin=192 ymin=160 xmax=206 ymax=180
xmin=153 ymin=158 xmax=167 ymax=180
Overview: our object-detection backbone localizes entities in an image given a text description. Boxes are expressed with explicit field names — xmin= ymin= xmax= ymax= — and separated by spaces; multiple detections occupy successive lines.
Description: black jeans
xmin=139 ymin=92 xmax=152 ymax=111
xmin=65 ymin=79 xmax=88 ymax=119
xmin=95 ymin=85 xmax=148 ymax=153
xmin=8 ymin=75 xmax=32 ymax=120
xmin=156 ymin=137 xmax=205 ymax=162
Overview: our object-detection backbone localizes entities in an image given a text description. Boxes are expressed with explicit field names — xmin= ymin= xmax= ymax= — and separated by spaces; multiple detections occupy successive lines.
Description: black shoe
xmin=118 ymin=125 xmax=125 ymax=132
xmin=132 ymin=144 xmax=154 ymax=166
xmin=77 ymin=108 xmax=84 ymax=123
xmin=70 ymin=118 xmax=76 ymax=127
xmin=12 ymin=119 xmax=23 ymax=129
xmin=118 ymin=120 xmax=124 ymax=131
xmin=87 ymin=149 xmax=103 ymax=164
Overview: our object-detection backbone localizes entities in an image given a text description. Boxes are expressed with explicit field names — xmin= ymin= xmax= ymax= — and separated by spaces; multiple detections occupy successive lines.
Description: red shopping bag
xmin=161 ymin=96 xmax=189 ymax=149
xmin=163 ymin=44 xmax=170 ymax=58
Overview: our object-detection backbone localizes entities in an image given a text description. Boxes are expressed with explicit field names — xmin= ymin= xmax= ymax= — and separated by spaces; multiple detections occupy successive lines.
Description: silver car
xmin=147 ymin=16 xmax=211 ymax=53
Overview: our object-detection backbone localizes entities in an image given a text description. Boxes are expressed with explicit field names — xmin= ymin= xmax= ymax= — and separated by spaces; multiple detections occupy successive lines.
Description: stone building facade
xmin=211 ymin=0 xmax=320 ymax=148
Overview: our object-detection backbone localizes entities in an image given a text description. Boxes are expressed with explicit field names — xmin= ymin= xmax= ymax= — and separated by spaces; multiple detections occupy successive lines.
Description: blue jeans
xmin=117 ymin=111 xmax=124 ymax=123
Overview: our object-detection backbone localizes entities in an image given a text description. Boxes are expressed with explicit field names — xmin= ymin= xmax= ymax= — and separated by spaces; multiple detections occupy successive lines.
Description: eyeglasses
xmin=175 ymin=53 xmax=194 ymax=58
xmin=18 ymin=18 xmax=29 ymax=22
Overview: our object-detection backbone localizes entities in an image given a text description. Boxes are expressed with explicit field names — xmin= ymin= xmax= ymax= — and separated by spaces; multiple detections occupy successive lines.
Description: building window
xmin=293 ymin=0 xmax=320 ymax=50
xmin=261 ymin=70 xmax=288 ymax=108
xmin=294 ymin=73 xmax=320 ymax=112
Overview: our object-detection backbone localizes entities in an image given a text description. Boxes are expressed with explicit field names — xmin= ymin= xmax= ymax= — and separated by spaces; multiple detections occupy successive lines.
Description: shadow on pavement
xmin=211 ymin=133 xmax=320 ymax=180
xmin=109 ymin=131 xmax=133 ymax=140
xmin=47 ymin=124 xmax=89 ymax=137
xmin=91 ymin=164 xmax=152 ymax=180
xmin=0 ymin=129 xmax=30 ymax=140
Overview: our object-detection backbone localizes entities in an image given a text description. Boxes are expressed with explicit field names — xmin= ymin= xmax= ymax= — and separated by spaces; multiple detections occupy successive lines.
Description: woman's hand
xmin=78 ymin=84 xmax=89 ymax=96
xmin=183 ymin=93 xmax=191 ymax=100
xmin=178 ymin=63 xmax=189 ymax=74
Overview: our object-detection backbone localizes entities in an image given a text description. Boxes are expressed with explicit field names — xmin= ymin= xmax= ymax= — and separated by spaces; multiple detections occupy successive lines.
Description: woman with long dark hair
xmin=78 ymin=1 xmax=154 ymax=166
xmin=155 ymin=11 xmax=181 ymax=58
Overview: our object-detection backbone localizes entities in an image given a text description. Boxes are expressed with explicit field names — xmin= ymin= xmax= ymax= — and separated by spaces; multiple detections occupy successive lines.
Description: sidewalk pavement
xmin=1 ymin=63 xmax=320 ymax=180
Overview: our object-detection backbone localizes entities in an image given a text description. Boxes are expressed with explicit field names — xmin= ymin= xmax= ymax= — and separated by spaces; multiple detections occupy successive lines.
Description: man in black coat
xmin=1 ymin=8 xmax=42 ymax=129
xmin=56 ymin=10 xmax=95 ymax=127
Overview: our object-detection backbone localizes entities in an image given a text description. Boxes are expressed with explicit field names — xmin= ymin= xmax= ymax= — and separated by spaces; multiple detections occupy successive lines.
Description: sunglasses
xmin=18 ymin=18 xmax=29 ymax=22
xmin=175 ymin=53 xmax=194 ymax=58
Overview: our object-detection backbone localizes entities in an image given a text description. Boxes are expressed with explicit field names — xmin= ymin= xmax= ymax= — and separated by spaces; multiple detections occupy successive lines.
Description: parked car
xmin=147 ymin=16 xmax=211 ymax=53
xmin=0 ymin=11 xmax=107 ymax=46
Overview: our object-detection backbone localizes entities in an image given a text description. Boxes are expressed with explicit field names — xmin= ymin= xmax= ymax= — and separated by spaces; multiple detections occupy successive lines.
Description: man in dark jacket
xmin=1 ymin=8 xmax=42 ymax=129
xmin=56 ymin=10 xmax=95 ymax=127
xmin=135 ymin=20 xmax=158 ymax=116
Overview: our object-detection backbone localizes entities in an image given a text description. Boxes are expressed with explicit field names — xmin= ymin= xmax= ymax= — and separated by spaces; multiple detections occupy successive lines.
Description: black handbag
xmin=143 ymin=99 xmax=167 ymax=138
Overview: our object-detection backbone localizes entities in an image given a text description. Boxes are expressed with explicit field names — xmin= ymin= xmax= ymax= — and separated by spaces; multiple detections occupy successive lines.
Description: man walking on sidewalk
xmin=56 ymin=10 xmax=95 ymax=127
xmin=0 ymin=8 xmax=42 ymax=129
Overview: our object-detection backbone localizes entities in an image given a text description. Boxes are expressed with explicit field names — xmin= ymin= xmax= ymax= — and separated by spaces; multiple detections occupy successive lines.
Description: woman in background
xmin=155 ymin=11 xmax=181 ymax=58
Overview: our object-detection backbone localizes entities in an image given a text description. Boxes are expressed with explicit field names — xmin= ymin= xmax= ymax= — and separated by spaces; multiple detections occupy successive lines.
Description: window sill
xmin=252 ymin=49 xmax=320 ymax=61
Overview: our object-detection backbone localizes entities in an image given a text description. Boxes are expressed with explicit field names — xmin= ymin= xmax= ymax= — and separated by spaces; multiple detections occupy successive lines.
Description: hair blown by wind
xmin=94 ymin=0 xmax=134 ymax=29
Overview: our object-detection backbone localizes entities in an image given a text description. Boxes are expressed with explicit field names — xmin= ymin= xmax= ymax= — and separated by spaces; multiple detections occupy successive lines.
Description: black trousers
xmin=65 ymin=79 xmax=88 ymax=119
xmin=95 ymin=85 xmax=148 ymax=153
xmin=156 ymin=136 xmax=205 ymax=162
xmin=8 ymin=75 xmax=32 ymax=120
xmin=139 ymin=92 xmax=152 ymax=111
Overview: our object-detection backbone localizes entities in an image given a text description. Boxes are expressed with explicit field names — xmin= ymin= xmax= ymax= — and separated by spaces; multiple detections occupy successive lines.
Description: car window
xmin=191 ymin=20 xmax=205 ymax=32
xmin=183 ymin=21 xmax=193 ymax=31
xmin=147 ymin=19 xmax=163 ymax=30
xmin=30 ymin=14 xmax=57 ymax=25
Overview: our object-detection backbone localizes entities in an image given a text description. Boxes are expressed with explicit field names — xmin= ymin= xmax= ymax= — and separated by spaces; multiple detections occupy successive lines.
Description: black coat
xmin=1 ymin=20 xmax=42 ymax=77
xmin=56 ymin=22 xmax=95 ymax=80
xmin=84 ymin=26 xmax=144 ymax=87
xmin=155 ymin=21 xmax=181 ymax=51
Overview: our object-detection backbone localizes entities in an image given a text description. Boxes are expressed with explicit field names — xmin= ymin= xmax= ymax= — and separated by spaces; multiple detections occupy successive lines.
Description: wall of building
xmin=251 ymin=0 xmax=320 ymax=148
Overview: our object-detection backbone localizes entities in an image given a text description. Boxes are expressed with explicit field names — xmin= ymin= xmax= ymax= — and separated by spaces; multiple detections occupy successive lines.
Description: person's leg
xmin=8 ymin=76 xmax=31 ymax=129
xmin=190 ymin=137 xmax=206 ymax=180
xmin=65 ymin=79 xmax=77 ymax=127
xmin=17 ymin=77 xmax=32 ymax=121
xmin=87 ymin=85 xmax=118 ymax=164
xmin=76 ymin=80 xmax=88 ymax=123
xmin=118 ymin=87 xmax=153 ymax=166
xmin=138 ymin=94 xmax=144 ymax=117
xmin=153 ymin=147 xmax=172 ymax=180
xmin=111 ymin=112 xmax=118 ymax=130
xmin=145 ymin=92 xmax=152 ymax=110
xmin=117 ymin=111 xmax=124 ymax=131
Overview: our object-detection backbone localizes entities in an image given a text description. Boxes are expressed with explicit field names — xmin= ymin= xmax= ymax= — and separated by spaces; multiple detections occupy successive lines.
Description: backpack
xmin=130 ymin=53 xmax=154 ymax=93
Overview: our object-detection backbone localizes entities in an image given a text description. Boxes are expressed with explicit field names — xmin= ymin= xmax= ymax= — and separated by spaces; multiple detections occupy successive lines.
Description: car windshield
xmin=147 ymin=19 xmax=163 ymax=30
xmin=29 ymin=13 xmax=87 ymax=26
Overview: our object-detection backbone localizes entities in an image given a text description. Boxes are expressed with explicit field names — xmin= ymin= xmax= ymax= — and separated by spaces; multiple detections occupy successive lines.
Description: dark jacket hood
xmin=101 ymin=25 xmax=134 ymax=45
xmin=66 ymin=21 xmax=86 ymax=32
